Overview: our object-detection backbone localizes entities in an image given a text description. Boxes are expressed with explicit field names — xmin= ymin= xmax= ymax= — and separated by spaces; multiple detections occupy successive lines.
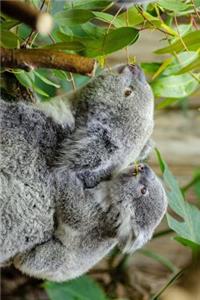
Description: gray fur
xmin=13 ymin=164 xmax=167 ymax=281
xmin=0 ymin=65 xmax=165 ymax=281
xmin=55 ymin=64 xmax=154 ymax=187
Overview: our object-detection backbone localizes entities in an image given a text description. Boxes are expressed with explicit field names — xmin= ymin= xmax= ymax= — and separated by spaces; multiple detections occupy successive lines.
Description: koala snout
xmin=117 ymin=64 xmax=146 ymax=83
xmin=138 ymin=163 xmax=155 ymax=181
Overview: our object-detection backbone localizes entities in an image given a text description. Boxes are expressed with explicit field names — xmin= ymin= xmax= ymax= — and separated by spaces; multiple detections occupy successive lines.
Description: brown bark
xmin=0 ymin=48 xmax=96 ymax=76
xmin=1 ymin=0 xmax=53 ymax=35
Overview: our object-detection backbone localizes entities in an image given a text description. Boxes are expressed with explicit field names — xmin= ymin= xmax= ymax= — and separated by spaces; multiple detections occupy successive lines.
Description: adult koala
xmin=0 ymin=64 xmax=155 ymax=268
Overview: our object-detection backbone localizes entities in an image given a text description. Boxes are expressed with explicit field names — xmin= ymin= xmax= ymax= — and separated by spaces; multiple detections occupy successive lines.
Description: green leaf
xmin=156 ymin=98 xmax=180 ymax=109
xmin=15 ymin=71 xmax=34 ymax=89
xmin=176 ymin=53 xmax=200 ymax=74
xmin=15 ymin=71 xmax=49 ymax=97
xmin=156 ymin=149 xmax=200 ymax=248
xmin=174 ymin=236 xmax=200 ymax=250
xmin=56 ymin=27 xmax=139 ymax=57
xmin=151 ymin=74 xmax=199 ymax=98
xmin=44 ymin=41 xmax=86 ymax=51
xmin=141 ymin=62 xmax=162 ymax=74
xmin=118 ymin=7 xmax=144 ymax=27
xmin=155 ymin=30 xmax=200 ymax=54
xmin=158 ymin=0 xmax=189 ymax=12
xmin=44 ymin=276 xmax=108 ymax=300
xmin=85 ymin=27 xmax=139 ymax=57
xmin=119 ymin=7 xmax=177 ymax=36
xmin=1 ymin=20 xmax=19 ymax=30
xmin=32 ymin=85 xmax=49 ymax=97
xmin=64 ymin=0 xmax=111 ymax=10
xmin=55 ymin=9 xmax=95 ymax=26
xmin=0 ymin=30 xmax=19 ymax=48
xmin=34 ymin=71 xmax=60 ymax=88
xmin=93 ymin=11 xmax=125 ymax=28
xmin=52 ymin=70 xmax=68 ymax=80
xmin=139 ymin=249 xmax=178 ymax=273
xmin=162 ymin=52 xmax=199 ymax=76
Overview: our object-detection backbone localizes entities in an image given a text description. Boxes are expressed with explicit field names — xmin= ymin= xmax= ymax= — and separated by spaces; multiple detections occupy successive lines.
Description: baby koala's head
xmin=109 ymin=163 xmax=167 ymax=253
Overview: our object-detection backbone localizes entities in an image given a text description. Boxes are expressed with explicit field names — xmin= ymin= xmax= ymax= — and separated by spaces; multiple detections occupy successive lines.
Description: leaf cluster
xmin=0 ymin=0 xmax=199 ymax=102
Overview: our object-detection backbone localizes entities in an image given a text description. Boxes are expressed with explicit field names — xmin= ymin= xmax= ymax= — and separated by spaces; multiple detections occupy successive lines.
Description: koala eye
xmin=141 ymin=186 xmax=148 ymax=195
xmin=124 ymin=86 xmax=134 ymax=97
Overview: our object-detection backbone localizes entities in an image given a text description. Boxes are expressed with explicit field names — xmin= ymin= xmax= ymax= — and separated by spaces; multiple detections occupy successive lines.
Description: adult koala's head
xmin=75 ymin=64 xmax=154 ymax=145
xmin=77 ymin=64 xmax=153 ymax=115
xmin=110 ymin=164 xmax=167 ymax=253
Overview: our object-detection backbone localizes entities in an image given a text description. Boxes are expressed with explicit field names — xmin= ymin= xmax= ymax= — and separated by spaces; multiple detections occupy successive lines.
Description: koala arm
xmin=61 ymin=124 xmax=119 ymax=188
xmin=14 ymin=238 xmax=68 ymax=281
xmin=14 ymin=233 xmax=115 ymax=282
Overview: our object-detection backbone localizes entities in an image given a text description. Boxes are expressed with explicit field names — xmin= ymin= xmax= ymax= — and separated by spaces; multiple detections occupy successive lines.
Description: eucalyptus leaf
xmin=1 ymin=20 xmax=19 ymax=30
xmin=85 ymin=27 xmax=139 ymax=57
xmin=162 ymin=52 xmax=199 ymax=76
xmin=156 ymin=98 xmax=180 ymax=109
xmin=34 ymin=71 xmax=60 ymax=88
xmin=44 ymin=41 xmax=86 ymax=51
xmin=93 ymin=11 xmax=125 ymax=27
xmin=55 ymin=9 xmax=95 ymax=26
xmin=139 ymin=249 xmax=178 ymax=273
xmin=141 ymin=62 xmax=161 ymax=74
xmin=44 ymin=276 xmax=108 ymax=300
xmin=64 ymin=0 xmax=111 ymax=10
xmin=158 ymin=0 xmax=189 ymax=12
xmin=176 ymin=53 xmax=200 ymax=74
xmin=151 ymin=74 xmax=199 ymax=98
xmin=15 ymin=71 xmax=49 ymax=97
xmin=118 ymin=7 xmax=144 ymax=27
xmin=156 ymin=149 xmax=200 ymax=248
xmin=15 ymin=71 xmax=34 ymax=89
xmin=119 ymin=8 xmax=177 ymax=36
xmin=155 ymin=30 xmax=200 ymax=54
xmin=0 ymin=30 xmax=19 ymax=48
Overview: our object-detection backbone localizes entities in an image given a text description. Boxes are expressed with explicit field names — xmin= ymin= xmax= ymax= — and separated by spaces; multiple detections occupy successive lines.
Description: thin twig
xmin=136 ymin=6 xmax=174 ymax=37
xmin=191 ymin=0 xmax=200 ymax=21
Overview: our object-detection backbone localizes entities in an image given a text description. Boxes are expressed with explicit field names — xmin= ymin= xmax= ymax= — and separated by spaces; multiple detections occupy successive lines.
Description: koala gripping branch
xmin=0 ymin=48 xmax=96 ymax=76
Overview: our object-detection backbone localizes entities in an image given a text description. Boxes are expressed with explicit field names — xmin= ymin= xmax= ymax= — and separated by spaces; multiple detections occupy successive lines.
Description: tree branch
xmin=1 ymin=0 xmax=53 ymax=35
xmin=0 ymin=48 xmax=96 ymax=76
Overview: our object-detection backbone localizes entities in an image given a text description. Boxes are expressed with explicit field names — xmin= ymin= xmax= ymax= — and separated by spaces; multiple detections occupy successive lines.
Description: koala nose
xmin=128 ymin=64 xmax=146 ymax=82
xmin=138 ymin=164 xmax=155 ymax=180
xmin=138 ymin=163 xmax=145 ymax=173
xmin=117 ymin=64 xmax=146 ymax=82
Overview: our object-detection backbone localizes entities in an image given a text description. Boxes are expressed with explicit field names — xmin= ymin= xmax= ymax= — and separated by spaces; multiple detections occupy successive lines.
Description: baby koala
xmin=13 ymin=163 xmax=167 ymax=281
